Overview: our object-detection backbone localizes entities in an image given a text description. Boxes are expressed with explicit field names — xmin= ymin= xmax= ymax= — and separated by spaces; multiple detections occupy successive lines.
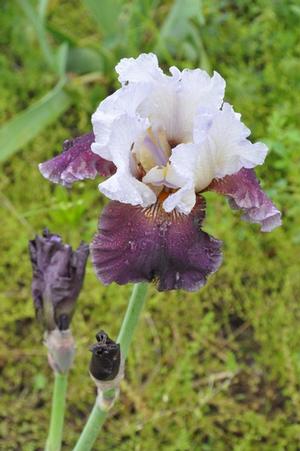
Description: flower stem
xmin=73 ymin=282 xmax=149 ymax=451
xmin=117 ymin=282 xmax=149 ymax=357
xmin=46 ymin=372 xmax=68 ymax=451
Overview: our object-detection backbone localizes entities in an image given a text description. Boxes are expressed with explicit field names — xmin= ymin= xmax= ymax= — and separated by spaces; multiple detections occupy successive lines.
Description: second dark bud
xmin=89 ymin=331 xmax=121 ymax=381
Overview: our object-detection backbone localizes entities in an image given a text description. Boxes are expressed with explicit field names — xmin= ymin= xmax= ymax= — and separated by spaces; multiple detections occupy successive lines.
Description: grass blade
xmin=38 ymin=0 xmax=49 ymax=21
xmin=83 ymin=0 xmax=121 ymax=39
xmin=66 ymin=47 xmax=103 ymax=74
xmin=155 ymin=0 xmax=206 ymax=65
xmin=17 ymin=0 xmax=55 ymax=70
xmin=56 ymin=42 xmax=69 ymax=78
xmin=0 ymin=86 xmax=71 ymax=163
xmin=159 ymin=0 xmax=203 ymax=42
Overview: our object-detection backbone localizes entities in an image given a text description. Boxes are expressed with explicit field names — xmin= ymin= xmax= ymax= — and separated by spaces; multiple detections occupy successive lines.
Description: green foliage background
xmin=1 ymin=0 xmax=300 ymax=449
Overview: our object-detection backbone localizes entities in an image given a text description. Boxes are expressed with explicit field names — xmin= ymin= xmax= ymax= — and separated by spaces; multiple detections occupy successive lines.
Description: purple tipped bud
xmin=89 ymin=331 xmax=121 ymax=382
xmin=28 ymin=229 xmax=89 ymax=331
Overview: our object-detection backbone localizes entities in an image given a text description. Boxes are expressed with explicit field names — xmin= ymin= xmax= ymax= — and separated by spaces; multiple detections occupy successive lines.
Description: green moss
xmin=1 ymin=0 xmax=300 ymax=449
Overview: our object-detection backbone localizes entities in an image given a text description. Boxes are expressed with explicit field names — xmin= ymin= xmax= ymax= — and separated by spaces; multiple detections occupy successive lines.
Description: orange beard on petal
xmin=157 ymin=190 xmax=171 ymax=203
xmin=142 ymin=189 xmax=190 ymax=223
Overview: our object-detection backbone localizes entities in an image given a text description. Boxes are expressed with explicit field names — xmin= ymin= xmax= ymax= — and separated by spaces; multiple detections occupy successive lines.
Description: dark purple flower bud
xmin=91 ymin=196 xmax=222 ymax=291
xmin=39 ymin=132 xmax=116 ymax=187
xmin=28 ymin=229 xmax=89 ymax=331
xmin=89 ymin=331 xmax=121 ymax=382
xmin=209 ymin=168 xmax=282 ymax=232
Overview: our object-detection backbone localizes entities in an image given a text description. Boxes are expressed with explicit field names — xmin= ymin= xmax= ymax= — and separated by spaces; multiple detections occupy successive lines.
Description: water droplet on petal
xmin=128 ymin=240 xmax=137 ymax=252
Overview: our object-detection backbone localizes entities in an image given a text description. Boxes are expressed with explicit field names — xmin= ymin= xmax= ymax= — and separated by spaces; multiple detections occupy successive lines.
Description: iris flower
xmin=40 ymin=53 xmax=281 ymax=292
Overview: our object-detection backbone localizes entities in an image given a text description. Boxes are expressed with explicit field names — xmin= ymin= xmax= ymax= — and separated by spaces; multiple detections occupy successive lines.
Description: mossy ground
xmin=1 ymin=1 xmax=300 ymax=449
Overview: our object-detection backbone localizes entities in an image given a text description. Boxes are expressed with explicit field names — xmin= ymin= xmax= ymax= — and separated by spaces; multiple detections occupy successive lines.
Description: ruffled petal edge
xmin=209 ymin=168 xmax=282 ymax=232
xmin=39 ymin=132 xmax=116 ymax=187
xmin=91 ymin=196 xmax=222 ymax=291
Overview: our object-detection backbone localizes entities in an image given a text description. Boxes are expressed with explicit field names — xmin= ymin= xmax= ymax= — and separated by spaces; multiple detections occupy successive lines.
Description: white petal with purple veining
xmin=137 ymin=75 xmax=179 ymax=141
xmin=166 ymin=103 xmax=269 ymax=213
xmin=97 ymin=113 xmax=158 ymax=206
xmin=195 ymin=103 xmax=268 ymax=179
xmin=105 ymin=114 xmax=149 ymax=169
xmin=174 ymin=69 xmax=226 ymax=142
xmin=92 ymin=83 xmax=151 ymax=160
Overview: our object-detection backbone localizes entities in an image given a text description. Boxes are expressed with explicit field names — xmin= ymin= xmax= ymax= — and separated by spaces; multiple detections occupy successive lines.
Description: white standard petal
xmin=98 ymin=83 xmax=151 ymax=116
xmin=173 ymin=69 xmax=226 ymax=142
xmin=115 ymin=54 xmax=179 ymax=140
xmin=193 ymin=103 xmax=268 ymax=182
xmin=105 ymin=113 xmax=149 ymax=170
xmin=167 ymin=104 xmax=268 ymax=194
xmin=138 ymin=75 xmax=179 ymax=142
xmin=92 ymin=84 xmax=151 ymax=160
xmin=98 ymin=172 xmax=156 ymax=207
xmin=180 ymin=69 xmax=225 ymax=110
xmin=116 ymin=53 xmax=164 ymax=84
xmin=91 ymin=111 xmax=117 ymax=160
xmin=92 ymin=111 xmax=149 ymax=169
xmin=95 ymin=113 xmax=155 ymax=207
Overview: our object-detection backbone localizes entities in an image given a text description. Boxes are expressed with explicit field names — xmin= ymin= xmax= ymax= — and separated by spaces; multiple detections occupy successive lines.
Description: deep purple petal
xmin=91 ymin=197 xmax=222 ymax=292
xmin=39 ymin=132 xmax=116 ymax=187
xmin=209 ymin=168 xmax=281 ymax=232
xmin=28 ymin=229 xmax=89 ymax=330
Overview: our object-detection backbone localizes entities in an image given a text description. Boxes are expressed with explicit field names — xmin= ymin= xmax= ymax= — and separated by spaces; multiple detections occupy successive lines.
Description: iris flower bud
xmin=89 ymin=331 xmax=124 ymax=411
xmin=29 ymin=229 xmax=89 ymax=373
xmin=29 ymin=228 xmax=89 ymax=331
xmin=89 ymin=331 xmax=121 ymax=381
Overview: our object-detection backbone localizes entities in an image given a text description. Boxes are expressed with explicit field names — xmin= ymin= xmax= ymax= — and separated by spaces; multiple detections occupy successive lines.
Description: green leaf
xmin=0 ymin=86 xmax=71 ymax=163
xmin=46 ymin=24 xmax=77 ymax=47
xmin=156 ymin=0 xmax=205 ymax=59
xmin=17 ymin=0 xmax=55 ymax=71
xmin=66 ymin=47 xmax=103 ymax=74
xmin=38 ymin=0 xmax=49 ymax=21
xmin=160 ymin=0 xmax=204 ymax=42
xmin=83 ymin=0 xmax=121 ymax=39
xmin=56 ymin=42 xmax=69 ymax=78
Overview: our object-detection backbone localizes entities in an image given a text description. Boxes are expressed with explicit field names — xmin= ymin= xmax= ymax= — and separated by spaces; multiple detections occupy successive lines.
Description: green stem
xmin=117 ymin=282 xmax=149 ymax=357
xmin=46 ymin=372 xmax=68 ymax=451
xmin=73 ymin=282 xmax=149 ymax=451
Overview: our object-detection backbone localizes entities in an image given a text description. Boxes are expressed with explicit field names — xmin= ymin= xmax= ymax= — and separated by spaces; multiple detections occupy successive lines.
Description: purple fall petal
xmin=91 ymin=196 xmax=222 ymax=291
xmin=209 ymin=168 xmax=281 ymax=232
xmin=39 ymin=132 xmax=116 ymax=187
